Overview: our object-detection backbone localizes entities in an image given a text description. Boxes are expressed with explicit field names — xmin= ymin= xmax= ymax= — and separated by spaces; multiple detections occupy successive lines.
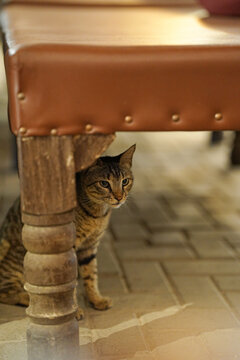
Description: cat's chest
xmin=75 ymin=207 xmax=110 ymax=238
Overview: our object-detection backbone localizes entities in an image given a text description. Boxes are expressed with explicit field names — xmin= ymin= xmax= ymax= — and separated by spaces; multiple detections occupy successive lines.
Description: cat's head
xmin=81 ymin=144 xmax=136 ymax=208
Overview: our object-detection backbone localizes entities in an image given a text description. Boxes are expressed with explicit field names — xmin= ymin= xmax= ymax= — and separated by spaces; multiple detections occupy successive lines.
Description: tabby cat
xmin=0 ymin=145 xmax=135 ymax=317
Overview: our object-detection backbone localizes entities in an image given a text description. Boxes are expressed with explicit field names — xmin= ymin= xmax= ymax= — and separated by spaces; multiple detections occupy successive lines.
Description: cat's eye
xmin=100 ymin=180 xmax=110 ymax=188
xmin=122 ymin=178 xmax=129 ymax=186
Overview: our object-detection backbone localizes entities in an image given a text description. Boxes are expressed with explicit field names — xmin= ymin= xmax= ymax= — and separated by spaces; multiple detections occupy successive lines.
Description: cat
xmin=0 ymin=144 xmax=135 ymax=318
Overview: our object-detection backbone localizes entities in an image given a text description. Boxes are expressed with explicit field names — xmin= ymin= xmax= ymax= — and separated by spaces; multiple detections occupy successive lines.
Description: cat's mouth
xmin=112 ymin=201 xmax=123 ymax=208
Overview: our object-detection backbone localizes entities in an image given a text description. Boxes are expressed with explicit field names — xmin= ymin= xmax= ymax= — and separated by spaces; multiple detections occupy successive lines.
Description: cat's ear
xmin=90 ymin=158 xmax=104 ymax=167
xmin=118 ymin=144 xmax=136 ymax=169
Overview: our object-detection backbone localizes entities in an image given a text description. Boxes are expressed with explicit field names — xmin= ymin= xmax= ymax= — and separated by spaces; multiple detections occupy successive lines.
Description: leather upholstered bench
xmin=1 ymin=0 xmax=240 ymax=358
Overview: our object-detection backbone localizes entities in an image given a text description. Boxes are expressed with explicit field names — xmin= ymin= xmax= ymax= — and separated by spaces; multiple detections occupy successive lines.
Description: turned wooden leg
xmin=17 ymin=135 xmax=79 ymax=360
xmin=210 ymin=131 xmax=223 ymax=145
xmin=231 ymin=131 xmax=240 ymax=166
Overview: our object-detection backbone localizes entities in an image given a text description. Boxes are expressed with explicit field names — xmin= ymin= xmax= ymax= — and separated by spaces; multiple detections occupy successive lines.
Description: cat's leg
xmin=77 ymin=246 xmax=112 ymax=310
xmin=0 ymin=252 xmax=29 ymax=306
xmin=0 ymin=287 xmax=29 ymax=306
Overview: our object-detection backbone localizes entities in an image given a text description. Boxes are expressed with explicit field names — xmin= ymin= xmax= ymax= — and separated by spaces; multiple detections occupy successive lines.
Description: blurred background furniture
xmin=199 ymin=0 xmax=240 ymax=15
xmin=1 ymin=0 xmax=240 ymax=359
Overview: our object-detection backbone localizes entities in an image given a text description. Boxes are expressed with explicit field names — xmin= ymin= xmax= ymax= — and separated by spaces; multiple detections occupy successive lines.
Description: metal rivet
xmin=125 ymin=115 xmax=133 ymax=124
xmin=19 ymin=127 xmax=27 ymax=135
xmin=17 ymin=92 xmax=25 ymax=100
xmin=172 ymin=114 xmax=180 ymax=122
xmin=85 ymin=124 xmax=93 ymax=132
xmin=51 ymin=129 xmax=57 ymax=135
xmin=215 ymin=113 xmax=223 ymax=121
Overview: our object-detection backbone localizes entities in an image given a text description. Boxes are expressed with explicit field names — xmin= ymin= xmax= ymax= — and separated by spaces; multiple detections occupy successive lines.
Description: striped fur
xmin=0 ymin=145 xmax=135 ymax=314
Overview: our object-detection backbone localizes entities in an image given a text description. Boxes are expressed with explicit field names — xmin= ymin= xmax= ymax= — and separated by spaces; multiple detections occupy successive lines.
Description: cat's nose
xmin=114 ymin=193 xmax=123 ymax=201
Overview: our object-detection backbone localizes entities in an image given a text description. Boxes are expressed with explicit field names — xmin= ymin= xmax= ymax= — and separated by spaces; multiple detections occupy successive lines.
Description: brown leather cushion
xmin=2 ymin=2 xmax=240 ymax=136
xmin=4 ymin=0 xmax=197 ymax=5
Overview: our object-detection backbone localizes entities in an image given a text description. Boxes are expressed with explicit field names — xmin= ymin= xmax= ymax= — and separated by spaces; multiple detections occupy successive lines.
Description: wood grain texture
xmin=22 ymin=223 xmax=76 ymax=254
xmin=74 ymin=133 xmax=115 ymax=172
xmin=17 ymin=135 xmax=76 ymax=215
xmin=22 ymin=210 xmax=74 ymax=226
xmin=17 ymin=135 xmax=79 ymax=359
xmin=27 ymin=321 xmax=79 ymax=359
xmin=17 ymin=134 xmax=116 ymax=359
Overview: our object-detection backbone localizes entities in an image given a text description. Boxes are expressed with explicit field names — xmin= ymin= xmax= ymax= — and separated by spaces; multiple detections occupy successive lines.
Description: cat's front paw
xmin=75 ymin=307 xmax=84 ymax=321
xmin=90 ymin=296 xmax=113 ymax=311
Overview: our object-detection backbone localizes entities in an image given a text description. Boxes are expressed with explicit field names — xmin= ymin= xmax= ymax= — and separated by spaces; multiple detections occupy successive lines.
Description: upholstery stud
xmin=172 ymin=114 xmax=180 ymax=123
xmin=19 ymin=127 xmax=27 ymax=135
xmin=85 ymin=124 xmax=93 ymax=132
xmin=215 ymin=113 xmax=223 ymax=121
xmin=17 ymin=92 xmax=25 ymax=100
xmin=125 ymin=115 xmax=133 ymax=124
xmin=50 ymin=129 xmax=57 ymax=135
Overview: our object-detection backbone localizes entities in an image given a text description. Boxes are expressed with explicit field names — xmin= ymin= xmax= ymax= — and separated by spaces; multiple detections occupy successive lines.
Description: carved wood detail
xmin=17 ymin=135 xmax=79 ymax=360
xmin=17 ymin=133 xmax=115 ymax=359
xmin=73 ymin=133 xmax=115 ymax=172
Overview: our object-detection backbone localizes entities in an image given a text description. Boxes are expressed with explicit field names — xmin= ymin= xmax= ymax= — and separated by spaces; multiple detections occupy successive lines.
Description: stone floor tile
xmin=172 ymin=276 xmax=228 ymax=309
xmin=122 ymin=261 xmax=175 ymax=298
xmin=188 ymin=231 xmax=226 ymax=240
xmin=133 ymin=197 xmax=165 ymax=214
xmin=141 ymin=328 xmax=195 ymax=353
xmin=89 ymin=306 xmax=136 ymax=329
xmin=111 ymin=222 xmax=149 ymax=242
xmin=188 ymin=229 xmax=240 ymax=250
xmin=224 ymin=231 xmax=240 ymax=247
xmin=170 ymin=216 xmax=213 ymax=226
xmin=148 ymin=221 xmax=214 ymax=232
xmin=164 ymin=260 xmax=240 ymax=275
xmin=213 ymin=213 xmax=240 ymax=230
xmin=116 ymin=245 xmax=194 ymax=260
xmin=202 ymin=328 xmax=240 ymax=360
xmin=140 ymin=308 xmax=240 ymax=359
xmin=97 ymin=243 xmax=121 ymax=275
xmin=189 ymin=236 xmax=235 ymax=258
xmin=94 ymin=325 xmax=147 ymax=358
xmin=202 ymin=196 xmax=240 ymax=215
xmin=97 ymin=355 xmax=154 ymax=360
xmin=0 ymin=341 xmax=27 ymax=360
xmin=88 ymin=292 xmax=177 ymax=327
xmin=111 ymin=202 xmax=138 ymax=220
xmin=123 ymin=353 xmax=155 ymax=360
xmin=101 ymin=230 xmax=115 ymax=244
xmin=1 ymin=173 xmax=19 ymax=198
xmin=0 ymin=304 xmax=26 ymax=323
xmin=0 ymin=318 xmax=28 ymax=342
xmin=79 ymin=343 xmax=96 ymax=360
xmin=150 ymin=231 xmax=186 ymax=246
xmin=152 ymin=334 xmax=212 ymax=360
xmin=133 ymin=198 xmax=171 ymax=224
xmin=224 ymin=292 xmax=240 ymax=314
xmin=213 ymin=275 xmax=240 ymax=291
xmin=167 ymin=201 xmax=206 ymax=220
xmin=98 ymin=274 xmax=128 ymax=295
xmin=138 ymin=307 xmax=239 ymax=331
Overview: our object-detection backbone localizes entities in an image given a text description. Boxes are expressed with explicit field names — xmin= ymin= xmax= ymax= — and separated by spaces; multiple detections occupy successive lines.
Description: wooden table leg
xmin=231 ymin=131 xmax=240 ymax=166
xmin=17 ymin=135 xmax=79 ymax=360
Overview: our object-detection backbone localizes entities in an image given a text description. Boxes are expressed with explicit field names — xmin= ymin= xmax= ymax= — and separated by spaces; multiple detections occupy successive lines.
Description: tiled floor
xmin=1 ymin=126 xmax=240 ymax=359
xmin=1 ymin=40 xmax=240 ymax=360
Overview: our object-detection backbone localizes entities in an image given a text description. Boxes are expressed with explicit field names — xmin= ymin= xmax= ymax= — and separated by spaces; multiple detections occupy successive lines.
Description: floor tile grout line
xmin=158 ymin=262 xmax=184 ymax=306
xmin=209 ymin=275 xmax=240 ymax=324
xmin=108 ymin=227 xmax=131 ymax=294
xmin=222 ymin=234 xmax=240 ymax=260
xmin=182 ymin=229 xmax=201 ymax=259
